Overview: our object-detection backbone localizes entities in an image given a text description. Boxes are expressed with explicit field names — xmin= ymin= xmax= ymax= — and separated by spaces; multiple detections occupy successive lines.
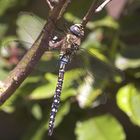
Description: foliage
xmin=0 ymin=0 xmax=140 ymax=140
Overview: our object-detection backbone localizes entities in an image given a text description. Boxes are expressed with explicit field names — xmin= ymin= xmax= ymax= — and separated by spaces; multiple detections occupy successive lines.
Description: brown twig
xmin=95 ymin=0 xmax=112 ymax=13
xmin=81 ymin=0 xmax=113 ymax=27
xmin=0 ymin=0 xmax=70 ymax=105
xmin=46 ymin=0 xmax=54 ymax=10
xmin=46 ymin=0 xmax=60 ymax=11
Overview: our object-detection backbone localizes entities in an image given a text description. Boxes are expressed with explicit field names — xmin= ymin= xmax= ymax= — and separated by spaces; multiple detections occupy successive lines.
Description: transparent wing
xmin=0 ymin=38 xmax=28 ymax=65
xmin=0 ymin=12 xmax=59 ymax=72
xmin=34 ymin=51 xmax=60 ymax=74
xmin=59 ymin=47 xmax=124 ymax=108
xmin=0 ymin=38 xmax=60 ymax=74
xmin=16 ymin=12 xmax=46 ymax=46
xmin=1 ymin=12 xmax=46 ymax=51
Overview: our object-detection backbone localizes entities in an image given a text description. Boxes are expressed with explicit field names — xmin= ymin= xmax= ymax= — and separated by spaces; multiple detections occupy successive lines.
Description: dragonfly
xmin=48 ymin=23 xmax=84 ymax=136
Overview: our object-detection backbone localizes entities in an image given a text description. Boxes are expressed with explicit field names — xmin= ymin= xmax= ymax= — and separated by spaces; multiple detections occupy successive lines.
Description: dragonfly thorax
xmin=66 ymin=43 xmax=79 ymax=54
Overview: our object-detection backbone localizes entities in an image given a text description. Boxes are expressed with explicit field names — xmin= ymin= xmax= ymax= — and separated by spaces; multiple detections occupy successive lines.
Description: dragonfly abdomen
xmin=48 ymin=54 xmax=68 ymax=136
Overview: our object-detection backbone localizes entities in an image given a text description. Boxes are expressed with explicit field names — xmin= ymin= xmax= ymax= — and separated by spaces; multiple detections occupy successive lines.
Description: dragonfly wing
xmin=0 ymin=37 xmax=60 ymax=74
xmin=16 ymin=12 xmax=46 ymax=46
xmin=34 ymin=51 xmax=60 ymax=73
xmin=63 ymin=49 xmax=124 ymax=108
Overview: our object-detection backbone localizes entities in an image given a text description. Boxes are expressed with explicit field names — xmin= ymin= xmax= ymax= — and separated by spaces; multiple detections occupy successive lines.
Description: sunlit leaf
xmin=29 ymin=73 xmax=57 ymax=100
xmin=115 ymin=56 xmax=140 ymax=70
xmin=31 ymin=104 xmax=42 ymax=120
xmin=54 ymin=102 xmax=70 ymax=127
xmin=87 ymin=16 xmax=119 ymax=30
xmin=0 ymin=36 xmax=18 ymax=56
xmin=21 ymin=102 xmax=70 ymax=140
xmin=82 ymin=29 xmax=103 ymax=49
xmin=29 ymin=84 xmax=55 ymax=100
xmin=64 ymin=13 xmax=81 ymax=23
xmin=63 ymin=69 xmax=85 ymax=89
xmin=117 ymin=84 xmax=140 ymax=126
xmin=0 ymin=61 xmax=9 ymax=80
xmin=0 ymin=88 xmax=17 ymax=113
xmin=75 ymin=114 xmax=126 ymax=140
xmin=61 ymin=88 xmax=76 ymax=101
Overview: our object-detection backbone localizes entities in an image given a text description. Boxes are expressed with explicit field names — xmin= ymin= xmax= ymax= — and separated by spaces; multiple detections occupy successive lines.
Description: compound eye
xmin=70 ymin=24 xmax=85 ymax=37
xmin=74 ymin=26 xmax=80 ymax=33
xmin=70 ymin=25 xmax=80 ymax=36
xmin=70 ymin=24 xmax=84 ymax=37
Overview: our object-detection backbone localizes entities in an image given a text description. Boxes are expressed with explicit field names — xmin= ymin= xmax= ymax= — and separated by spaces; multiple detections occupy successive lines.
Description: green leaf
xmin=75 ymin=114 xmax=126 ymax=140
xmin=0 ymin=87 xmax=18 ymax=113
xmin=116 ymin=84 xmax=140 ymax=126
xmin=64 ymin=13 xmax=81 ymax=23
xmin=0 ymin=36 xmax=17 ymax=47
xmin=63 ymin=68 xmax=85 ymax=88
xmin=31 ymin=104 xmax=42 ymax=120
xmin=29 ymin=83 xmax=55 ymax=100
xmin=59 ymin=69 xmax=86 ymax=101
xmin=87 ymin=16 xmax=119 ymax=30
xmin=29 ymin=69 xmax=85 ymax=100
xmin=29 ymin=73 xmax=57 ymax=100
xmin=115 ymin=55 xmax=140 ymax=70
xmin=0 ymin=61 xmax=9 ymax=80
xmin=54 ymin=102 xmax=70 ymax=127
xmin=61 ymin=88 xmax=76 ymax=101
xmin=115 ymin=45 xmax=140 ymax=70
xmin=21 ymin=102 xmax=70 ymax=140
xmin=82 ymin=29 xmax=103 ymax=49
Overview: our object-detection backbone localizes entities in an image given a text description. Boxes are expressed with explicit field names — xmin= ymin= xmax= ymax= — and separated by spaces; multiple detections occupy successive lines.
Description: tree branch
xmin=95 ymin=0 xmax=112 ymax=13
xmin=46 ymin=0 xmax=54 ymax=10
xmin=81 ymin=0 xmax=113 ymax=27
xmin=0 ymin=0 xmax=71 ymax=105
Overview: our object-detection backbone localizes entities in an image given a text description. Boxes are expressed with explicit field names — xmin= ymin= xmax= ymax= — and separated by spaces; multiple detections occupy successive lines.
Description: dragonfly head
xmin=70 ymin=24 xmax=84 ymax=38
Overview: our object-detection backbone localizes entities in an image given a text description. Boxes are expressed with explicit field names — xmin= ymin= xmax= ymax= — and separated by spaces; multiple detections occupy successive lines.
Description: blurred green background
xmin=0 ymin=0 xmax=140 ymax=140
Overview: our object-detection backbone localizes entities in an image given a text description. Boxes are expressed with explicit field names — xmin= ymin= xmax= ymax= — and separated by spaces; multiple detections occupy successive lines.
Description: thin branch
xmin=81 ymin=0 xmax=113 ymax=27
xmin=46 ymin=0 xmax=54 ymax=10
xmin=0 ymin=0 xmax=70 ymax=105
xmin=95 ymin=0 xmax=112 ymax=13
xmin=81 ymin=0 xmax=100 ymax=27
xmin=46 ymin=0 xmax=60 ymax=11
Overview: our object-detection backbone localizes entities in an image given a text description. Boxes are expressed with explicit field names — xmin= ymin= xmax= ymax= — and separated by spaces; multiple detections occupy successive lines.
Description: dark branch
xmin=95 ymin=0 xmax=112 ymax=13
xmin=81 ymin=0 xmax=113 ymax=27
xmin=46 ymin=0 xmax=54 ymax=10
